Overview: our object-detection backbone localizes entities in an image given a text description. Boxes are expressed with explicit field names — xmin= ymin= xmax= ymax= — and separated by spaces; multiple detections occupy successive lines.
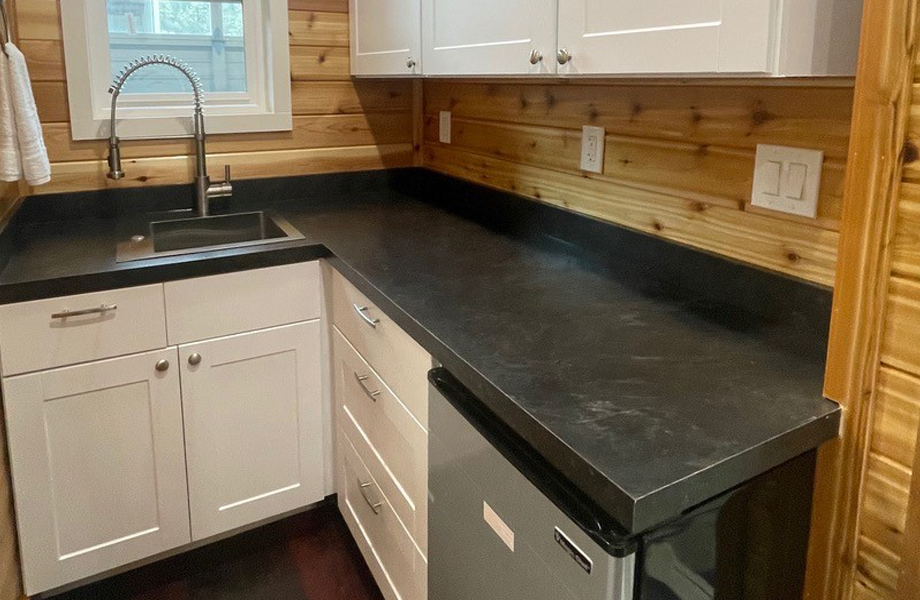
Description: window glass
xmin=106 ymin=0 xmax=247 ymax=94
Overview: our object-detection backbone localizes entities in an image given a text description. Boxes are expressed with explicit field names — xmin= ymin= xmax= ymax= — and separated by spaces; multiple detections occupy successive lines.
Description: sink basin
xmin=117 ymin=212 xmax=305 ymax=262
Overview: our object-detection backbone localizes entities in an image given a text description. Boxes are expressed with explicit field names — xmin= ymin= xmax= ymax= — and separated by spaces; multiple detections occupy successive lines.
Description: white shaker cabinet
xmin=179 ymin=321 xmax=326 ymax=541
xmin=556 ymin=0 xmax=863 ymax=76
xmin=3 ymin=349 xmax=190 ymax=595
xmin=350 ymin=0 xmax=422 ymax=75
xmin=421 ymin=0 xmax=556 ymax=75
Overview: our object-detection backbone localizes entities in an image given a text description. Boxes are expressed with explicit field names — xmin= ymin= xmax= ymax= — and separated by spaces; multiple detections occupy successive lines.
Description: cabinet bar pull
xmin=51 ymin=304 xmax=118 ymax=319
xmin=359 ymin=479 xmax=382 ymax=514
xmin=354 ymin=372 xmax=380 ymax=400
xmin=353 ymin=304 xmax=380 ymax=327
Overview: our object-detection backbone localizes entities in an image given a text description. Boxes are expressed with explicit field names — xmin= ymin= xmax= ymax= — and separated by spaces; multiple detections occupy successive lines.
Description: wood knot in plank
xmin=902 ymin=139 xmax=920 ymax=165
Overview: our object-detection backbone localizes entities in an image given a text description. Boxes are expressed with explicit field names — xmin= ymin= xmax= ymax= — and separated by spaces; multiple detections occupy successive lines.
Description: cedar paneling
xmin=43 ymin=113 xmax=413 ymax=163
xmin=872 ymin=367 xmax=920 ymax=468
xmin=19 ymin=5 xmax=415 ymax=196
xmin=425 ymin=143 xmax=840 ymax=285
xmin=423 ymin=80 xmax=850 ymax=284
xmin=42 ymin=144 xmax=413 ymax=194
xmin=291 ymin=81 xmax=412 ymax=115
xmin=859 ymin=453 xmax=911 ymax=561
xmin=13 ymin=0 xmax=60 ymax=41
xmin=423 ymin=115 xmax=846 ymax=230
xmin=290 ymin=46 xmax=350 ymax=81
xmin=31 ymin=82 xmax=69 ymax=124
xmin=891 ymin=183 xmax=920 ymax=279
xmin=288 ymin=11 xmax=349 ymax=47
xmin=289 ymin=0 xmax=347 ymax=12
xmin=847 ymin=0 xmax=920 ymax=597
xmin=424 ymin=81 xmax=855 ymax=158
xmin=17 ymin=40 xmax=65 ymax=82
xmin=880 ymin=277 xmax=920 ymax=375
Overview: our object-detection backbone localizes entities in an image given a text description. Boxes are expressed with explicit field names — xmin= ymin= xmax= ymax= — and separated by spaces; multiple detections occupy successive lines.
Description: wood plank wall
xmin=16 ymin=0 xmax=416 ymax=196
xmin=422 ymin=80 xmax=854 ymax=286
xmin=847 ymin=35 xmax=920 ymax=600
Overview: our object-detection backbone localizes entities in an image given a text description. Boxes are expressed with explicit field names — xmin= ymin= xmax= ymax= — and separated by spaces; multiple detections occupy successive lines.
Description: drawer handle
xmin=354 ymin=373 xmax=380 ymax=400
xmin=359 ymin=480 xmax=382 ymax=514
xmin=353 ymin=304 xmax=380 ymax=328
xmin=51 ymin=304 xmax=118 ymax=319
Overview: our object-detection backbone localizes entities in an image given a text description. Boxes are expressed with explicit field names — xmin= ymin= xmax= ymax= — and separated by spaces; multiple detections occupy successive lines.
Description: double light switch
xmin=751 ymin=145 xmax=824 ymax=218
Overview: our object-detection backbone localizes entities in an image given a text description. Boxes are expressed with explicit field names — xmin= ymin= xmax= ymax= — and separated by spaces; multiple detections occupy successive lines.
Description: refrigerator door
xmin=428 ymin=369 xmax=636 ymax=600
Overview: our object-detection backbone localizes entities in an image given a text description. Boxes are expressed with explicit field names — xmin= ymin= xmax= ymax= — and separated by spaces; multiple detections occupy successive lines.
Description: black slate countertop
xmin=0 ymin=169 xmax=840 ymax=535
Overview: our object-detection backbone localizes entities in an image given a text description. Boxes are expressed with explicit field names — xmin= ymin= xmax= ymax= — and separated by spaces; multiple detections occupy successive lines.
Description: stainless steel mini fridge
xmin=428 ymin=367 xmax=817 ymax=600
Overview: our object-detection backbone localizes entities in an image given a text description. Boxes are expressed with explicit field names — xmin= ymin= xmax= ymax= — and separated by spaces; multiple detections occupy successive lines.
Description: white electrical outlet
xmin=751 ymin=145 xmax=823 ymax=218
xmin=439 ymin=111 xmax=451 ymax=144
xmin=581 ymin=126 xmax=605 ymax=173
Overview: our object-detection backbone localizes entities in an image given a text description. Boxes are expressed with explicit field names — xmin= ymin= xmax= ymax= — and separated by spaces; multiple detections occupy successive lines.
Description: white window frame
xmin=61 ymin=0 xmax=292 ymax=141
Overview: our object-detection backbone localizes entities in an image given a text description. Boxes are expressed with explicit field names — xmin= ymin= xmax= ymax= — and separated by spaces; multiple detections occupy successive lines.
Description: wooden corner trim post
xmin=807 ymin=1 xmax=920 ymax=599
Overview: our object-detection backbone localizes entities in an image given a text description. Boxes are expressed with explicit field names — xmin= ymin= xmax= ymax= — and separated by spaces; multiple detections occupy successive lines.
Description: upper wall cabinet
xmin=556 ymin=0 xmax=863 ymax=76
xmin=421 ymin=0 xmax=556 ymax=75
xmin=353 ymin=0 xmax=863 ymax=77
xmin=350 ymin=0 xmax=423 ymax=75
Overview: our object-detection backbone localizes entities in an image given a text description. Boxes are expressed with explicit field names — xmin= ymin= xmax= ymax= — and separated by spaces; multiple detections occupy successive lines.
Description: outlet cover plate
xmin=439 ymin=111 xmax=451 ymax=144
xmin=581 ymin=126 xmax=605 ymax=173
xmin=751 ymin=144 xmax=823 ymax=218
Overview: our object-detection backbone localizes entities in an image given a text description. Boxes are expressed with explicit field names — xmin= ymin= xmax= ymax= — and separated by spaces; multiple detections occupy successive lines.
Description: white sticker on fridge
xmin=483 ymin=501 xmax=515 ymax=552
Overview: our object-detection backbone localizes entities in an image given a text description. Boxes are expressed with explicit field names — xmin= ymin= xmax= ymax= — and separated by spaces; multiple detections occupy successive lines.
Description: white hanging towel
xmin=0 ymin=41 xmax=21 ymax=183
xmin=1 ymin=42 xmax=50 ymax=186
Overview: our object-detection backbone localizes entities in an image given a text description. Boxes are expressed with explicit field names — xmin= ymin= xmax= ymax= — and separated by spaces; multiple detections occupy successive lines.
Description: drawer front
xmin=338 ymin=430 xmax=427 ymax=600
xmin=165 ymin=262 xmax=321 ymax=345
xmin=330 ymin=270 xmax=430 ymax=427
xmin=334 ymin=328 xmax=427 ymax=555
xmin=0 ymin=285 xmax=167 ymax=376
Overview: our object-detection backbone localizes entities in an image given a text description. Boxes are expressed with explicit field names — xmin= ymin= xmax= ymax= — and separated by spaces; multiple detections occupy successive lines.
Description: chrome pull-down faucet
xmin=106 ymin=55 xmax=232 ymax=216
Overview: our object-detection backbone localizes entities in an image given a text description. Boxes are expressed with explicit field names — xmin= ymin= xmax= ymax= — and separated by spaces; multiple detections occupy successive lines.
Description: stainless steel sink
xmin=116 ymin=211 xmax=305 ymax=262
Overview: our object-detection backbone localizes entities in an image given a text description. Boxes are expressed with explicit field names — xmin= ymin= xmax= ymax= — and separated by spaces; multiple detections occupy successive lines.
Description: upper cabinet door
xmin=422 ymin=0 xmax=557 ymax=75
xmin=350 ymin=0 xmax=422 ymax=75
xmin=556 ymin=0 xmax=774 ymax=75
xmin=180 ymin=322 xmax=325 ymax=541
xmin=3 ymin=349 xmax=190 ymax=596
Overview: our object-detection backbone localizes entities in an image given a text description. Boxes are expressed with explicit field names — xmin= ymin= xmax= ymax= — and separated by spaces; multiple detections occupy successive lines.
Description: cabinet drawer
xmin=338 ymin=431 xmax=427 ymax=600
xmin=0 ymin=285 xmax=167 ymax=376
xmin=334 ymin=329 xmax=427 ymax=554
xmin=330 ymin=270 xmax=430 ymax=426
xmin=165 ymin=262 xmax=321 ymax=345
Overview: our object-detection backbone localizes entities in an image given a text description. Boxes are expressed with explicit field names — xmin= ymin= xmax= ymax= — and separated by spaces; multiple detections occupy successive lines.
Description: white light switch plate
xmin=439 ymin=111 xmax=451 ymax=144
xmin=751 ymin=145 xmax=823 ymax=218
xmin=580 ymin=126 xmax=605 ymax=173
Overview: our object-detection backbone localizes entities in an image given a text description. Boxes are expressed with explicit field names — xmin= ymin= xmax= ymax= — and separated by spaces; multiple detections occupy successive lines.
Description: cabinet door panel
xmin=351 ymin=0 xmax=421 ymax=75
xmin=3 ymin=349 xmax=189 ymax=596
xmin=557 ymin=0 xmax=773 ymax=74
xmin=422 ymin=0 xmax=556 ymax=75
xmin=180 ymin=321 xmax=325 ymax=541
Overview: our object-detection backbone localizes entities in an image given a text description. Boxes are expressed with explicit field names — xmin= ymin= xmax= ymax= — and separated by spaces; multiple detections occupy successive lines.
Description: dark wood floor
xmin=52 ymin=503 xmax=384 ymax=600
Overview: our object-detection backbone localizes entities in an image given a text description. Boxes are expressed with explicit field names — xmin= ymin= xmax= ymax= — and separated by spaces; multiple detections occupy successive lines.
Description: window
xmin=61 ymin=0 xmax=292 ymax=140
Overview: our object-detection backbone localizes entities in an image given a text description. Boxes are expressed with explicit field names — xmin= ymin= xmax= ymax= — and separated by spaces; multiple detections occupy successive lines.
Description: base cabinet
xmin=2 ymin=349 xmax=190 ymax=595
xmin=180 ymin=321 xmax=325 ymax=541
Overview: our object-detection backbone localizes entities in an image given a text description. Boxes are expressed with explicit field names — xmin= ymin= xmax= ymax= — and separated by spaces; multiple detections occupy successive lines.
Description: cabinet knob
xmin=188 ymin=353 xmax=202 ymax=366
xmin=556 ymin=48 xmax=572 ymax=65
xmin=155 ymin=359 xmax=170 ymax=372
xmin=406 ymin=57 xmax=417 ymax=69
xmin=529 ymin=50 xmax=543 ymax=65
